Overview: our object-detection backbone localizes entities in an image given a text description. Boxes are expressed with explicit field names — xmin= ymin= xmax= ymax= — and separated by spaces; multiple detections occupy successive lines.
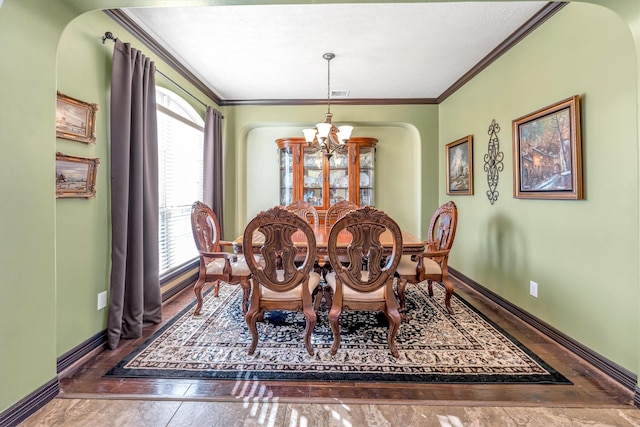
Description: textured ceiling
xmin=122 ymin=2 xmax=548 ymax=102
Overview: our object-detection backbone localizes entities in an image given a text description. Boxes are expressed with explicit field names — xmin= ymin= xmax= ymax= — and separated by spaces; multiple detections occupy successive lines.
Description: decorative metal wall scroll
xmin=483 ymin=119 xmax=504 ymax=205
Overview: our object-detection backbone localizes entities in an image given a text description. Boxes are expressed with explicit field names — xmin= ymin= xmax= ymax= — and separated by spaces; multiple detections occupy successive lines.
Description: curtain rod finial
xmin=102 ymin=31 xmax=117 ymax=44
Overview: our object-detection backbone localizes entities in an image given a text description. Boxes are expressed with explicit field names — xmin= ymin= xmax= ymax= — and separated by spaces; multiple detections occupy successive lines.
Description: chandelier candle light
xmin=303 ymin=53 xmax=353 ymax=159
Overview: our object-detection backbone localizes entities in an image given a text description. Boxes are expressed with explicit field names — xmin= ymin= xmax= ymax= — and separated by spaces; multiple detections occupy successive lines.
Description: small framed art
xmin=512 ymin=95 xmax=582 ymax=199
xmin=56 ymin=152 xmax=100 ymax=198
xmin=446 ymin=135 xmax=474 ymax=195
xmin=56 ymin=92 xmax=98 ymax=144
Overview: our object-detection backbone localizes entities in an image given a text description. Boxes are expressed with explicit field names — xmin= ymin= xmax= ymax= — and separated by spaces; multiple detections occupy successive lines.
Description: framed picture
xmin=446 ymin=135 xmax=474 ymax=195
xmin=56 ymin=92 xmax=98 ymax=144
xmin=56 ymin=152 xmax=100 ymax=199
xmin=512 ymin=95 xmax=582 ymax=199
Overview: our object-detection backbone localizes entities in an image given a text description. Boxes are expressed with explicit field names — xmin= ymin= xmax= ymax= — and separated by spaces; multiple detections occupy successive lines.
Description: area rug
xmin=105 ymin=281 xmax=571 ymax=384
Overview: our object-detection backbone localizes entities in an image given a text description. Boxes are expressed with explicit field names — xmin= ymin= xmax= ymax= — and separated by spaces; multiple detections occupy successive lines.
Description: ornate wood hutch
xmin=277 ymin=137 xmax=377 ymax=218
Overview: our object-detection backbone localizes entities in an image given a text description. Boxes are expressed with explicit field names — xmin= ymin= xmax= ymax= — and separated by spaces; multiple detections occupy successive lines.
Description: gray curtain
xmin=203 ymin=106 xmax=224 ymax=230
xmin=107 ymin=39 xmax=162 ymax=350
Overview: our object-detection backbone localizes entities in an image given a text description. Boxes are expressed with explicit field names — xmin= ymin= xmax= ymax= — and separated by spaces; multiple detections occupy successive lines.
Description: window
xmin=157 ymin=87 xmax=204 ymax=277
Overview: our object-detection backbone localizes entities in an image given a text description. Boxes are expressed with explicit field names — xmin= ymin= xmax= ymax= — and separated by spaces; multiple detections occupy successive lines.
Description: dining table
xmin=232 ymin=226 xmax=426 ymax=259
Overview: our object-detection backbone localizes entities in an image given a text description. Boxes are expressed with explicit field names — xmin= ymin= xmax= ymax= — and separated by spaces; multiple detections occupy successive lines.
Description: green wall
xmin=1 ymin=0 xmax=640 ymax=417
xmin=55 ymin=11 xmax=113 ymax=356
xmin=439 ymin=2 xmax=639 ymax=369
xmin=0 ymin=0 xmax=74 ymax=412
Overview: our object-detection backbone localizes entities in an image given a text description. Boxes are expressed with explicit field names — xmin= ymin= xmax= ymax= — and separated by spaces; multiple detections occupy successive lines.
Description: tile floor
xmin=20 ymin=398 xmax=640 ymax=426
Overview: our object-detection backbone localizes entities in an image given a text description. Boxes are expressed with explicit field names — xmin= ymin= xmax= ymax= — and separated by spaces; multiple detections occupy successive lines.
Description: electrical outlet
xmin=97 ymin=291 xmax=108 ymax=310
xmin=529 ymin=281 xmax=538 ymax=298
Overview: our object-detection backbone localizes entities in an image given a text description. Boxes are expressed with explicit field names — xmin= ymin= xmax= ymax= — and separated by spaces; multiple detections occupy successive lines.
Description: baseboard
xmin=0 ymin=378 xmax=59 ymax=427
xmin=57 ymin=330 xmax=108 ymax=374
xmin=450 ymin=267 xmax=638 ymax=396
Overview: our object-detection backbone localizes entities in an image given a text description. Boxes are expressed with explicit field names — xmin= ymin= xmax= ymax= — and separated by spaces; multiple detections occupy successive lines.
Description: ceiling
xmin=120 ymin=2 xmax=552 ymax=104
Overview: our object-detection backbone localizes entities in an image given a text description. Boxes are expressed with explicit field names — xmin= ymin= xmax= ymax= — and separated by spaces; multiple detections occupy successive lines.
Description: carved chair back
xmin=285 ymin=200 xmax=320 ymax=227
xmin=327 ymin=206 xmax=402 ymax=294
xmin=324 ymin=200 xmax=358 ymax=228
xmin=426 ymin=200 xmax=458 ymax=263
xmin=243 ymin=206 xmax=318 ymax=294
xmin=191 ymin=200 xmax=223 ymax=253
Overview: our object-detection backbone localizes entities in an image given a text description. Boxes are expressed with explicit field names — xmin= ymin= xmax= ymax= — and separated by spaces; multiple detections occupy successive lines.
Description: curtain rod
xmin=102 ymin=31 xmax=214 ymax=111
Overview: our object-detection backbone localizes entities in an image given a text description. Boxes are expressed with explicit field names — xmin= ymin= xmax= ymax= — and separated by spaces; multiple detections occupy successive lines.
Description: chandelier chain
xmin=326 ymin=54 xmax=331 ymax=115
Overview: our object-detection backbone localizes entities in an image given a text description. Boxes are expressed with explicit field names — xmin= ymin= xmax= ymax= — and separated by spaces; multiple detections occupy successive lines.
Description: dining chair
xmin=242 ymin=206 xmax=321 ymax=356
xmin=324 ymin=200 xmax=358 ymax=228
xmin=318 ymin=199 xmax=359 ymax=284
xmin=325 ymin=206 xmax=403 ymax=358
xmin=395 ymin=201 xmax=458 ymax=315
xmin=285 ymin=200 xmax=320 ymax=228
xmin=191 ymin=201 xmax=251 ymax=316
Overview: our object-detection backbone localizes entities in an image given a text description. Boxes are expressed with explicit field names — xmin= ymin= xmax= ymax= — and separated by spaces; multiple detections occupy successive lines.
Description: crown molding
xmin=220 ymin=98 xmax=438 ymax=106
xmin=437 ymin=2 xmax=568 ymax=103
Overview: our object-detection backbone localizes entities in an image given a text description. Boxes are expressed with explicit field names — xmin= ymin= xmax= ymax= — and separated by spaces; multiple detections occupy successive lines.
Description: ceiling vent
xmin=330 ymin=89 xmax=350 ymax=97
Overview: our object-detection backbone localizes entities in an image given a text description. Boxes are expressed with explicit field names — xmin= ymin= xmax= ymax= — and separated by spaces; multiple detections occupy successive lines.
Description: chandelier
xmin=303 ymin=53 xmax=353 ymax=159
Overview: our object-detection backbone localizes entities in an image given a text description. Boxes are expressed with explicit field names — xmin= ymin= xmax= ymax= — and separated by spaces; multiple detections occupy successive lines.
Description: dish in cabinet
xmin=336 ymin=176 xmax=349 ymax=188
xmin=360 ymin=172 xmax=369 ymax=187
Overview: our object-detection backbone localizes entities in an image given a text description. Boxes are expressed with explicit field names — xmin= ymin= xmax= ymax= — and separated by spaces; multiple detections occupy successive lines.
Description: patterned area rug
xmin=105 ymin=281 xmax=570 ymax=384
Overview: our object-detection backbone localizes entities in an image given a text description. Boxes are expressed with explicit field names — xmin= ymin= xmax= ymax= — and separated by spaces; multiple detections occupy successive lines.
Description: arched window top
xmin=156 ymin=86 xmax=204 ymax=126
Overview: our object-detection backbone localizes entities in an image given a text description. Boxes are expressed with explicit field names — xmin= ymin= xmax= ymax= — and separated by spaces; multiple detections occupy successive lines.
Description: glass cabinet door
xmin=328 ymin=150 xmax=350 ymax=206
xmin=359 ymin=146 xmax=375 ymax=206
xmin=276 ymin=136 xmax=377 ymax=212
xmin=279 ymin=147 xmax=294 ymax=206
xmin=302 ymin=148 xmax=324 ymax=207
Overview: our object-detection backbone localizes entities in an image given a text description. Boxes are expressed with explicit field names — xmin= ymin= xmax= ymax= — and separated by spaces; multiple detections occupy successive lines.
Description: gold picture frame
xmin=512 ymin=95 xmax=582 ymax=200
xmin=446 ymin=135 xmax=474 ymax=195
xmin=56 ymin=92 xmax=98 ymax=144
xmin=56 ymin=152 xmax=100 ymax=198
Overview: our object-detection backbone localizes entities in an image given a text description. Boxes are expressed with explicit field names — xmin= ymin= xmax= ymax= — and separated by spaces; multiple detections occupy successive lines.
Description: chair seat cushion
xmin=325 ymin=271 xmax=385 ymax=301
xmin=260 ymin=271 xmax=322 ymax=300
xmin=205 ymin=255 xmax=264 ymax=276
xmin=395 ymin=254 xmax=442 ymax=276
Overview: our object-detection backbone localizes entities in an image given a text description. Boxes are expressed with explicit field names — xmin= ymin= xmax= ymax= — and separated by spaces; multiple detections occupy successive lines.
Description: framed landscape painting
xmin=56 ymin=92 xmax=98 ymax=144
xmin=446 ymin=135 xmax=473 ymax=195
xmin=512 ymin=95 xmax=582 ymax=200
xmin=56 ymin=152 xmax=100 ymax=198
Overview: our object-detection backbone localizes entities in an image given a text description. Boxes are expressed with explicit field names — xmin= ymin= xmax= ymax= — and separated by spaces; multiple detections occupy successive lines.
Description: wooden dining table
xmin=233 ymin=226 xmax=425 ymax=258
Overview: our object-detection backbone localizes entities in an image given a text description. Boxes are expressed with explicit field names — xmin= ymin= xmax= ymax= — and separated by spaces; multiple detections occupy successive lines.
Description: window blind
xmin=157 ymin=88 xmax=204 ymax=276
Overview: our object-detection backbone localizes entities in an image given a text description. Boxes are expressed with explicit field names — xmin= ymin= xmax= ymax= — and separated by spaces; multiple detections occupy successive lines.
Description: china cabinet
xmin=276 ymin=137 xmax=377 ymax=216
